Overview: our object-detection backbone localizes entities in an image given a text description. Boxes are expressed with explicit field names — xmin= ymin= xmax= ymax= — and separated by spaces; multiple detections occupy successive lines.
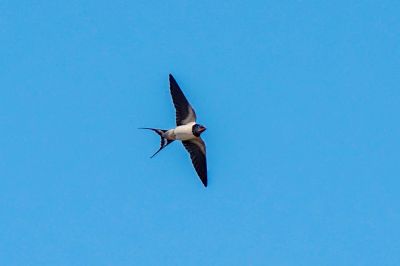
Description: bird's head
xmin=192 ymin=124 xmax=207 ymax=137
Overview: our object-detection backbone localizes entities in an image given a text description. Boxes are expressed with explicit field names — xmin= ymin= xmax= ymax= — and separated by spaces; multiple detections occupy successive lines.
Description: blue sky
xmin=1 ymin=1 xmax=399 ymax=265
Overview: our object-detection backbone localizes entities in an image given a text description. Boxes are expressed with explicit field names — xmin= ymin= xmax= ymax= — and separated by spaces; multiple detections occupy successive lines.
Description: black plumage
xmin=182 ymin=138 xmax=207 ymax=187
xmin=169 ymin=74 xmax=197 ymax=126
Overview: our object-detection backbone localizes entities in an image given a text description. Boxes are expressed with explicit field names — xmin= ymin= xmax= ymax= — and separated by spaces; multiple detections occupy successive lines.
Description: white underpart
xmin=165 ymin=122 xmax=196 ymax=141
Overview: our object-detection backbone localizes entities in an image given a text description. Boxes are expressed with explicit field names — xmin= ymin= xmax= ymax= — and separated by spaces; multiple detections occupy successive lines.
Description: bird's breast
xmin=173 ymin=123 xmax=195 ymax=141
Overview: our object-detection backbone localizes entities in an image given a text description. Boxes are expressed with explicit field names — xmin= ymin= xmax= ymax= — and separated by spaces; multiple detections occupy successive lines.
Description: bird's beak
xmin=199 ymin=126 xmax=207 ymax=133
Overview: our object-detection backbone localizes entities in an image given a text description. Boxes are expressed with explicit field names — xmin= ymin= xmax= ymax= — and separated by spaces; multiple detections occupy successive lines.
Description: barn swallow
xmin=140 ymin=74 xmax=208 ymax=187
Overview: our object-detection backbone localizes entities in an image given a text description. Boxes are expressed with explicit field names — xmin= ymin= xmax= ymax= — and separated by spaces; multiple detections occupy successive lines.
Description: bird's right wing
xmin=169 ymin=74 xmax=197 ymax=126
xmin=182 ymin=138 xmax=207 ymax=187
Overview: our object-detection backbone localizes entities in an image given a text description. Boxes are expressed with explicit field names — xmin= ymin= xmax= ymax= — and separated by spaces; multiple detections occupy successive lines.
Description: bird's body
xmin=164 ymin=122 xmax=196 ymax=141
xmin=140 ymin=74 xmax=208 ymax=187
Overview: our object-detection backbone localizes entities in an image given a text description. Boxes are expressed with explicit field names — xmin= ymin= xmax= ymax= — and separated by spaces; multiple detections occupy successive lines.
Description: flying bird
xmin=140 ymin=74 xmax=208 ymax=187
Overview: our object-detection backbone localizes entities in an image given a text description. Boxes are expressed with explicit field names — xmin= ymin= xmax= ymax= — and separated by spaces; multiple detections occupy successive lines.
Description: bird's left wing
xmin=182 ymin=138 xmax=207 ymax=187
xmin=169 ymin=74 xmax=197 ymax=126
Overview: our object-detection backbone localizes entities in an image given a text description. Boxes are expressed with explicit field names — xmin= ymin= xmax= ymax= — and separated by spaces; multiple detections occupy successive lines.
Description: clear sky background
xmin=1 ymin=1 xmax=399 ymax=265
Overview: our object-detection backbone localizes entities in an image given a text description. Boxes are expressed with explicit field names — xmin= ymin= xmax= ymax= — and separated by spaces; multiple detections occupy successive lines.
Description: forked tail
xmin=138 ymin=128 xmax=175 ymax=158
